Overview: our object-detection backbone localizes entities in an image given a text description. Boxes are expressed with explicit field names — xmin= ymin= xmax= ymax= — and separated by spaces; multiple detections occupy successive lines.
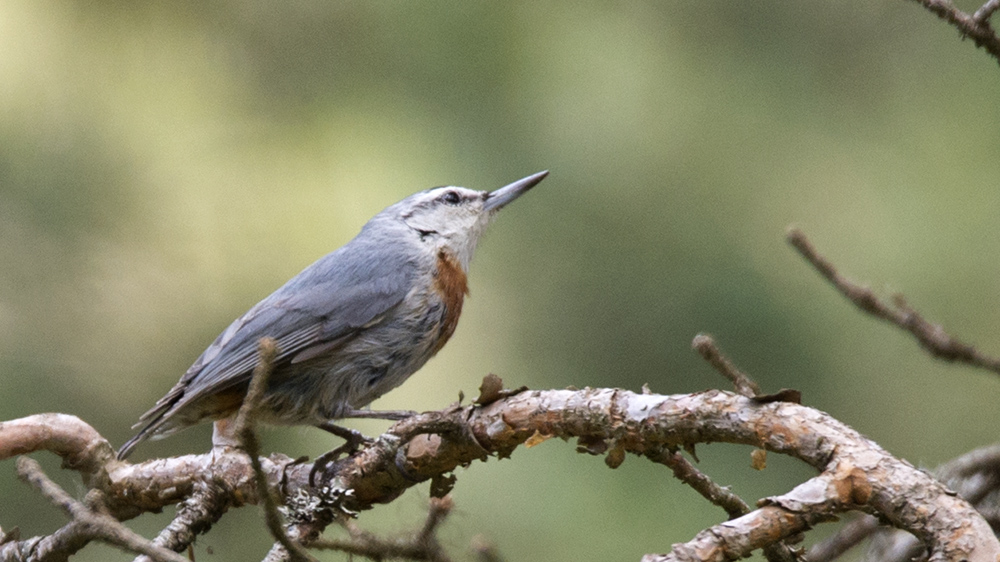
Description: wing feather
xmin=123 ymin=236 xmax=417 ymax=455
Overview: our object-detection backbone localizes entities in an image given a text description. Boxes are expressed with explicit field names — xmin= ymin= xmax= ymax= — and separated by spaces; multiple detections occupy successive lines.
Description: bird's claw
xmin=309 ymin=423 xmax=375 ymax=487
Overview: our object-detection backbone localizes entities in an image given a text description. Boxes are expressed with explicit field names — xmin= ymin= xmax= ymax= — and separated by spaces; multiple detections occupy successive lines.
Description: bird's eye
xmin=441 ymin=191 xmax=461 ymax=205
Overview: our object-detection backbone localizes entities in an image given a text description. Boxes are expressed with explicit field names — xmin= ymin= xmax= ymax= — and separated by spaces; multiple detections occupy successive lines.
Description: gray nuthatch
xmin=117 ymin=170 xmax=548 ymax=460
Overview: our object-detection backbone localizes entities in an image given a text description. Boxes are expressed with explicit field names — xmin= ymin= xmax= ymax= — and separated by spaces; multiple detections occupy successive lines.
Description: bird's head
xmin=390 ymin=170 xmax=548 ymax=271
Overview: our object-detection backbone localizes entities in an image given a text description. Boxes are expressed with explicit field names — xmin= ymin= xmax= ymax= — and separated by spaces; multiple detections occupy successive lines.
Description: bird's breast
xmin=431 ymin=249 xmax=468 ymax=353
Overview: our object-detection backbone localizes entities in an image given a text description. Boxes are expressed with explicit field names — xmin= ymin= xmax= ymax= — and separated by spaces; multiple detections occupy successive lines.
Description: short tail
xmin=117 ymin=393 xmax=182 ymax=460
xmin=117 ymin=409 xmax=179 ymax=460
xmin=116 ymin=430 xmax=148 ymax=460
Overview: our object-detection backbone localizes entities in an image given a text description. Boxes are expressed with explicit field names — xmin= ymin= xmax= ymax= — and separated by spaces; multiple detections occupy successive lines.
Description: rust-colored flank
xmin=432 ymin=249 xmax=469 ymax=353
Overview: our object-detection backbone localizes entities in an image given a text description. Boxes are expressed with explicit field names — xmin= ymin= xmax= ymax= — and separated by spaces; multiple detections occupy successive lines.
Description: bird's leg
xmin=317 ymin=421 xmax=373 ymax=448
xmin=340 ymin=407 xmax=418 ymax=421
xmin=211 ymin=418 xmax=241 ymax=451
xmin=309 ymin=421 xmax=375 ymax=487
xmin=308 ymin=410 xmax=417 ymax=486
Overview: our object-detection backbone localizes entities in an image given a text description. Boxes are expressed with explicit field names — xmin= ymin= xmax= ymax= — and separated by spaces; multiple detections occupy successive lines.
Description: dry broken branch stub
xmin=692 ymin=334 xmax=761 ymax=398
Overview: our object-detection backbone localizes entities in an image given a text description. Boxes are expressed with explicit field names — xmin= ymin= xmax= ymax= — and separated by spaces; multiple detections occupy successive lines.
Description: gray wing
xmin=127 ymin=239 xmax=416 ymax=440
xmin=174 ymin=259 xmax=413 ymax=402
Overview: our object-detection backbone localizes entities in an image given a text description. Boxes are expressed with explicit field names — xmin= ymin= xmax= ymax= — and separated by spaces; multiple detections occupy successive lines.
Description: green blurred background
xmin=1 ymin=1 xmax=998 ymax=560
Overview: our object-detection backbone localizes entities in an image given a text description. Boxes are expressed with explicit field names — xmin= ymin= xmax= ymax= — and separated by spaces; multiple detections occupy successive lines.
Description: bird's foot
xmin=309 ymin=422 xmax=375 ymax=486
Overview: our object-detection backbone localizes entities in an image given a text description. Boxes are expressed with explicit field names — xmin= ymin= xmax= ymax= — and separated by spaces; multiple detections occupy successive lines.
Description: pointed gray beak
xmin=484 ymin=170 xmax=549 ymax=212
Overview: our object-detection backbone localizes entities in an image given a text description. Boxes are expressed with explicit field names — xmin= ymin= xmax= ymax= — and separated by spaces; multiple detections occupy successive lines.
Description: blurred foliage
xmin=1 ymin=1 xmax=998 ymax=561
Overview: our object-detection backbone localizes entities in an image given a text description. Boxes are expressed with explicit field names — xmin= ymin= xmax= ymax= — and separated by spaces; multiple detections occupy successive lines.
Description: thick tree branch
xmin=810 ymin=442 xmax=1000 ymax=562
xmin=3 ymin=385 xmax=996 ymax=561
xmin=0 ymin=413 xmax=115 ymax=488
xmin=150 ymin=389 xmax=1000 ymax=559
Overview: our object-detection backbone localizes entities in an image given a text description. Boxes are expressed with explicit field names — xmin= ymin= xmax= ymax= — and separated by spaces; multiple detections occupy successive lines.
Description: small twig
xmin=0 ymin=527 xmax=18 ymax=546
xmin=907 ymin=0 xmax=1000 ymax=64
xmin=416 ymin=496 xmax=453 ymax=560
xmin=787 ymin=228 xmax=1000 ymax=376
xmin=470 ymin=535 xmax=504 ymax=562
xmin=311 ymin=498 xmax=455 ymax=561
xmin=233 ymin=337 xmax=280 ymax=438
xmin=692 ymin=334 xmax=761 ymax=397
xmin=648 ymin=447 xmax=751 ymax=519
xmin=689 ymin=333 xmax=802 ymax=561
xmin=235 ymin=338 xmax=318 ymax=562
xmin=974 ymin=0 xmax=1000 ymax=22
xmin=0 ymin=521 xmax=91 ymax=561
xmin=648 ymin=448 xmax=801 ymax=562
xmin=807 ymin=514 xmax=881 ymax=562
xmin=15 ymin=457 xmax=188 ymax=562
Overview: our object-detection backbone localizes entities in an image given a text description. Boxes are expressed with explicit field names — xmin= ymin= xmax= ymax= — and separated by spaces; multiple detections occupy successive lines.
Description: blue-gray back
xmin=145 ymin=219 xmax=422 ymax=420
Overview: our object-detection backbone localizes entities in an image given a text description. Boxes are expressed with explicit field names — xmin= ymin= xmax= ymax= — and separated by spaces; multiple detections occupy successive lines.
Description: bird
xmin=117 ymin=170 xmax=548 ymax=460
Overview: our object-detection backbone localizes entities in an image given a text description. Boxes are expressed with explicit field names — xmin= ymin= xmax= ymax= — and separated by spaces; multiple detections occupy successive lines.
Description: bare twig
xmin=471 ymin=535 xmax=504 ymax=562
xmin=235 ymin=338 xmax=318 ymax=562
xmin=0 ymin=522 xmax=91 ymax=561
xmin=310 ymin=499 xmax=454 ymax=561
xmin=907 ymin=0 xmax=1000 ymax=64
xmin=648 ymin=436 xmax=801 ymax=562
xmin=787 ymin=228 xmax=1000 ymax=376
xmin=232 ymin=337 xmax=279 ymax=438
xmin=648 ymin=447 xmax=751 ymax=519
xmin=14 ymin=457 xmax=188 ymax=562
xmin=974 ymin=0 xmax=1000 ymax=22
xmin=0 ymin=527 xmax=17 ymax=546
xmin=692 ymin=334 xmax=761 ymax=397
xmin=416 ymin=496 xmax=453 ymax=561
xmin=807 ymin=514 xmax=881 ymax=562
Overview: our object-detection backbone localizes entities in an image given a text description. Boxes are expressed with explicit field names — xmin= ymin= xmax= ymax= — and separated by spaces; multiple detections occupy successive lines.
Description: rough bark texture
xmin=2 ymin=388 xmax=997 ymax=561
